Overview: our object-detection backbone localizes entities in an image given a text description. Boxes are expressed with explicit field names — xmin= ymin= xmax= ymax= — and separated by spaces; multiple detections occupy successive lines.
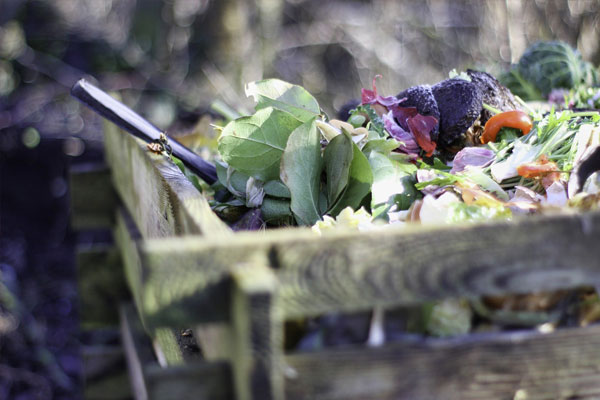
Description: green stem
xmin=482 ymin=103 xmax=502 ymax=115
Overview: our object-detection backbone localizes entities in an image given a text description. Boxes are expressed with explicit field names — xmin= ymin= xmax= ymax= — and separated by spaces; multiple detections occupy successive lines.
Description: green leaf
xmin=353 ymin=104 xmax=386 ymax=138
xmin=280 ymin=119 xmax=323 ymax=225
xmin=324 ymin=132 xmax=353 ymax=205
xmin=362 ymin=138 xmax=400 ymax=157
xmin=263 ymin=180 xmax=291 ymax=198
xmin=215 ymin=161 xmax=249 ymax=197
xmin=414 ymin=172 xmax=461 ymax=190
xmin=261 ymin=197 xmax=292 ymax=221
xmin=218 ymin=107 xmax=303 ymax=181
xmin=329 ymin=142 xmax=373 ymax=216
xmin=369 ymin=151 xmax=417 ymax=212
xmin=245 ymin=79 xmax=320 ymax=122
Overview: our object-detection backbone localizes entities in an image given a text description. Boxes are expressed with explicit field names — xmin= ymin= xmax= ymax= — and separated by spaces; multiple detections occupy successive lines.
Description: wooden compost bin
xmin=73 ymin=120 xmax=600 ymax=400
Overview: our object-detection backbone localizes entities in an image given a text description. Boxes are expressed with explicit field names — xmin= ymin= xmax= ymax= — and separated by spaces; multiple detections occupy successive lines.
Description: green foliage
xmin=218 ymin=107 xmax=304 ymax=181
xmin=351 ymin=104 xmax=386 ymax=138
xmin=499 ymin=66 xmax=543 ymax=100
xmin=368 ymin=150 xmax=417 ymax=215
xmin=500 ymin=41 xmax=599 ymax=100
xmin=328 ymin=142 xmax=373 ymax=216
xmin=263 ymin=180 xmax=291 ymax=198
xmin=414 ymin=171 xmax=461 ymax=190
xmin=324 ymin=132 xmax=354 ymax=206
xmin=447 ymin=202 xmax=512 ymax=223
xmin=280 ymin=119 xmax=323 ymax=225
xmin=245 ymin=79 xmax=321 ymax=122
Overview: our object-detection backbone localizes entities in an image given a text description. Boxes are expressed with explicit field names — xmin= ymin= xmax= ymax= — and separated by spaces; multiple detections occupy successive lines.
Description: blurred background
xmin=1 ymin=0 xmax=600 ymax=398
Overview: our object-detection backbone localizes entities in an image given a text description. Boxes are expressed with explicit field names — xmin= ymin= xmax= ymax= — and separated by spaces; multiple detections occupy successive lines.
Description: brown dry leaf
xmin=483 ymin=290 xmax=569 ymax=312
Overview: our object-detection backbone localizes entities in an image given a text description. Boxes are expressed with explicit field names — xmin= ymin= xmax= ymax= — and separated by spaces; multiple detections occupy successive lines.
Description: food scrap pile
xmin=176 ymin=41 xmax=600 ymax=339
xmin=205 ymin=48 xmax=600 ymax=232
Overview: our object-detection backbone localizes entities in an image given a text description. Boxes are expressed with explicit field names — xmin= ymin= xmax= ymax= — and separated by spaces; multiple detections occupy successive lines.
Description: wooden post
xmin=230 ymin=261 xmax=284 ymax=400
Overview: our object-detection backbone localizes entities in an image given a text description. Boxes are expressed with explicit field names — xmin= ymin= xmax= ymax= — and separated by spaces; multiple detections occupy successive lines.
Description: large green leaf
xmin=217 ymin=107 xmax=303 ymax=181
xmin=328 ymin=142 xmax=373 ymax=216
xmin=324 ymin=132 xmax=353 ymax=206
xmin=245 ymin=79 xmax=320 ymax=122
xmin=369 ymin=151 xmax=418 ymax=213
xmin=280 ymin=119 xmax=322 ymax=225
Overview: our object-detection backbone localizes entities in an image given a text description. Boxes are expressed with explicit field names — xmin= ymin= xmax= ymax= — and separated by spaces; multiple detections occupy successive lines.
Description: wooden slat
xmin=230 ymin=263 xmax=284 ymax=400
xmin=120 ymin=304 xmax=154 ymax=400
xmin=105 ymin=120 xmax=232 ymax=357
xmin=114 ymin=208 xmax=144 ymax=320
xmin=77 ymin=245 xmax=129 ymax=328
xmin=153 ymin=328 xmax=184 ymax=366
xmin=284 ymin=324 xmax=600 ymax=400
xmin=134 ymin=210 xmax=600 ymax=326
xmin=103 ymin=121 xmax=230 ymax=238
xmin=115 ymin=207 xmax=227 ymax=366
xmin=120 ymin=304 xmax=234 ymax=400
xmin=69 ymin=163 xmax=118 ymax=229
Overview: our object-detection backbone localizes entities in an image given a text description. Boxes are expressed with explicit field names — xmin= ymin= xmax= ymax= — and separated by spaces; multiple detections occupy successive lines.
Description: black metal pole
xmin=71 ymin=78 xmax=218 ymax=184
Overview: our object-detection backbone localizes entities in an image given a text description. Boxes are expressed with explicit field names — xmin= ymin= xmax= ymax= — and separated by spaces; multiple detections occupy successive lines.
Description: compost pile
xmin=176 ymin=41 xmax=600 ymax=341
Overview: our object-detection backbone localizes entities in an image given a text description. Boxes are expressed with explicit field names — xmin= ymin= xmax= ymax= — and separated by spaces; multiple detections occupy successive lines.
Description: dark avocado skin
xmin=396 ymin=85 xmax=440 ymax=141
xmin=432 ymin=78 xmax=483 ymax=147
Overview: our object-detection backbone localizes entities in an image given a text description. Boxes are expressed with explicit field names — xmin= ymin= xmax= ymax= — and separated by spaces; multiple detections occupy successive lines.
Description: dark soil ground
xmin=0 ymin=132 xmax=105 ymax=399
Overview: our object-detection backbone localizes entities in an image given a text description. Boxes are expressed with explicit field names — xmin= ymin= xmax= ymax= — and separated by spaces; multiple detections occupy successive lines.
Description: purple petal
xmin=389 ymin=105 xmax=418 ymax=130
xmin=450 ymin=147 xmax=495 ymax=174
xmin=383 ymin=111 xmax=419 ymax=154
xmin=361 ymin=88 xmax=377 ymax=105
xmin=376 ymin=94 xmax=402 ymax=107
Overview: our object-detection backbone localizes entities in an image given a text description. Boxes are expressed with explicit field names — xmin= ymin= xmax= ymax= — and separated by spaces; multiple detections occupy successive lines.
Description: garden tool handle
xmin=71 ymin=78 xmax=218 ymax=184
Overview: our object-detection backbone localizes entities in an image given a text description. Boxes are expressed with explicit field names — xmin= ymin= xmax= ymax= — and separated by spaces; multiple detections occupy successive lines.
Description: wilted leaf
xmin=245 ymin=79 xmax=320 ymax=122
xmin=369 ymin=151 xmax=418 ymax=212
xmin=280 ymin=119 xmax=323 ymax=225
xmin=324 ymin=132 xmax=353 ymax=205
xmin=329 ymin=142 xmax=373 ymax=216
xmin=218 ymin=107 xmax=303 ymax=181
xmin=263 ymin=180 xmax=291 ymax=198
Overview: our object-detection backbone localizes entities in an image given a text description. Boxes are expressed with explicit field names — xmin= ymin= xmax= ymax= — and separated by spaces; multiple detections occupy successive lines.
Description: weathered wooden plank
xmin=105 ymin=119 xmax=233 ymax=357
xmin=120 ymin=304 xmax=234 ymax=400
xmin=120 ymin=304 xmax=154 ymax=400
xmin=115 ymin=207 xmax=226 ymax=368
xmin=153 ymin=328 xmax=184 ymax=366
xmin=69 ymin=163 xmax=118 ymax=230
xmin=136 ymin=210 xmax=600 ymax=325
xmin=77 ymin=245 xmax=129 ymax=328
xmin=193 ymin=323 xmax=233 ymax=361
xmin=103 ymin=120 xmax=230 ymax=238
xmin=114 ymin=208 xmax=144 ymax=321
xmin=284 ymin=324 xmax=600 ymax=400
xmin=230 ymin=263 xmax=284 ymax=400
xmin=114 ymin=208 xmax=190 ymax=369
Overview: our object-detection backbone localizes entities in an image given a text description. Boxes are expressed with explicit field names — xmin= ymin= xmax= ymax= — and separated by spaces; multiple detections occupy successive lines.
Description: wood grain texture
xmin=105 ymin=120 xmax=233 ymax=357
xmin=120 ymin=304 xmax=234 ymax=400
xmin=114 ymin=208 xmax=144 ymax=321
xmin=153 ymin=328 xmax=184 ymax=366
xmin=120 ymin=304 xmax=154 ymax=400
xmin=230 ymin=264 xmax=284 ymax=400
xmin=77 ymin=245 xmax=129 ymax=328
xmin=284 ymin=324 xmax=600 ymax=400
xmin=135 ymin=210 xmax=600 ymax=325
xmin=69 ymin=163 xmax=118 ymax=229
xmin=104 ymin=120 xmax=230 ymax=239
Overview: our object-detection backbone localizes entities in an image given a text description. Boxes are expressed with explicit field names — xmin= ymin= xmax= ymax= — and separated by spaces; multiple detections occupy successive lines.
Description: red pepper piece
xmin=517 ymin=155 xmax=560 ymax=179
xmin=480 ymin=110 xmax=533 ymax=144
